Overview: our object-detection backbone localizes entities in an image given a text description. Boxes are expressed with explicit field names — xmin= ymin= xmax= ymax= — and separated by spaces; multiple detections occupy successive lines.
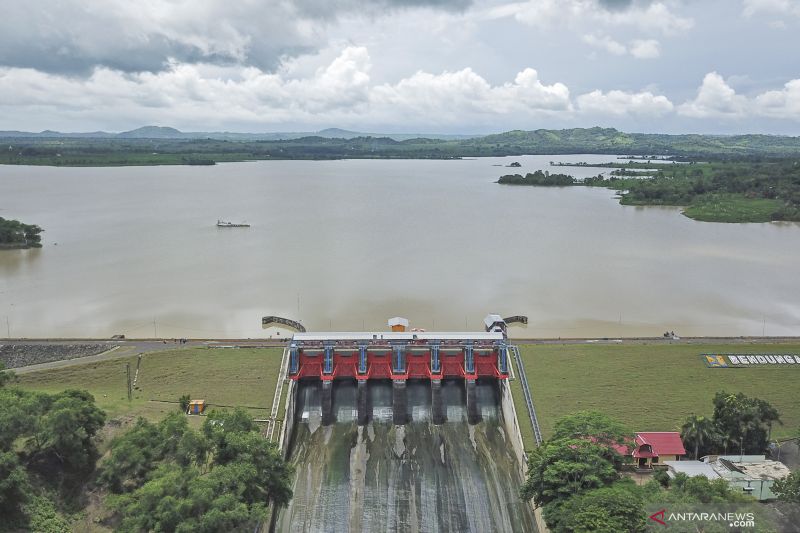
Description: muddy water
xmin=275 ymin=380 xmax=537 ymax=532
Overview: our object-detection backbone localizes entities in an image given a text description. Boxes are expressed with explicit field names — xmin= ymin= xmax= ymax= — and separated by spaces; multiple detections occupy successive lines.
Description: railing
xmin=510 ymin=345 xmax=543 ymax=447
xmin=266 ymin=345 xmax=290 ymax=442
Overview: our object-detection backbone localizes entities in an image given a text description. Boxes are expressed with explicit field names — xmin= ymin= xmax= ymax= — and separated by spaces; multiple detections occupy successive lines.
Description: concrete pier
xmin=357 ymin=380 xmax=369 ymax=425
xmin=431 ymin=379 xmax=444 ymax=424
xmin=466 ymin=379 xmax=480 ymax=425
xmin=392 ymin=380 xmax=407 ymax=425
xmin=321 ymin=380 xmax=333 ymax=426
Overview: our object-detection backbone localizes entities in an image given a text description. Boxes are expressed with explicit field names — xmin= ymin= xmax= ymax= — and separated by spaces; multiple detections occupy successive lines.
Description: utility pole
xmin=5 ymin=316 xmax=9 ymax=339
xmin=126 ymin=363 xmax=132 ymax=401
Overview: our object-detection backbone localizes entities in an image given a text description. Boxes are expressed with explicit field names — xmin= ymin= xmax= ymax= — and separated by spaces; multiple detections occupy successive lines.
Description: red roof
xmin=633 ymin=432 xmax=686 ymax=457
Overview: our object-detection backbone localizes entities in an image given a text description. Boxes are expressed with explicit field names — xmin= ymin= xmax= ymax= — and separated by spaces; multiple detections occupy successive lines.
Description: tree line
xmin=521 ymin=392 xmax=796 ymax=532
xmin=0 ymin=363 xmax=293 ymax=532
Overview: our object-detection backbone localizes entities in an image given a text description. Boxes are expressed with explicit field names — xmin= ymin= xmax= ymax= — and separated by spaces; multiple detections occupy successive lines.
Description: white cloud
xmin=583 ymin=34 xmax=661 ymax=59
xmin=742 ymin=0 xmax=800 ymax=17
xmin=629 ymin=39 xmax=660 ymax=59
xmin=0 ymin=48 xmax=572 ymax=129
xmin=678 ymin=72 xmax=748 ymax=118
xmin=755 ymin=79 xmax=800 ymax=118
xmin=583 ymin=34 xmax=627 ymax=55
xmin=494 ymin=0 xmax=693 ymax=35
xmin=577 ymin=89 xmax=674 ymax=116
xmin=371 ymin=67 xmax=572 ymax=122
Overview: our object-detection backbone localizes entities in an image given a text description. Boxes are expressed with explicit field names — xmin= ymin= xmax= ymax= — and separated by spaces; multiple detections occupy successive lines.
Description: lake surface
xmin=1 ymin=155 xmax=799 ymax=338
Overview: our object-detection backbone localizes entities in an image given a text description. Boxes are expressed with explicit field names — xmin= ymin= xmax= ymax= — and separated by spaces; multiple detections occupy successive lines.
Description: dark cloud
xmin=0 ymin=0 xmax=471 ymax=76
xmin=597 ymin=0 xmax=635 ymax=10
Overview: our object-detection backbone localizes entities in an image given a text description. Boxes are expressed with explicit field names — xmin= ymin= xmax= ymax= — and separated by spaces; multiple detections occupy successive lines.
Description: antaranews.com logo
xmin=649 ymin=508 xmax=756 ymax=528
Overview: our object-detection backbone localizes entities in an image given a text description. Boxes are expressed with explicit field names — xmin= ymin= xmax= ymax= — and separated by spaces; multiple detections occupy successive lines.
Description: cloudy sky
xmin=1 ymin=0 xmax=798 ymax=134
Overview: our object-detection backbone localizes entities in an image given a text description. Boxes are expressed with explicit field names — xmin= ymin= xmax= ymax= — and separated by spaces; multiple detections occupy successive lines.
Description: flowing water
xmin=275 ymin=380 xmax=536 ymax=532
xmin=2 ymin=155 xmax=800 ymax=338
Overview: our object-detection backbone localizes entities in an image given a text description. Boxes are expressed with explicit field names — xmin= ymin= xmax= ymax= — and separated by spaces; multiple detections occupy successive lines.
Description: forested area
xmin=583 ymin=159 xmax=800 ymax=221
xmin=0 ymin=217 xmax=42 ymax=248
xmin=0 ymin=363 xmax=293 ymax=532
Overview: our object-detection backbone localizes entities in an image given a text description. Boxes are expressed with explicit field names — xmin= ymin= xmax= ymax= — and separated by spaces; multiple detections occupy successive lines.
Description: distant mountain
xmin=116 ymin=126 xmax=185 ymax=139
xmin=0 ymin=125 xmax=480 ymax=142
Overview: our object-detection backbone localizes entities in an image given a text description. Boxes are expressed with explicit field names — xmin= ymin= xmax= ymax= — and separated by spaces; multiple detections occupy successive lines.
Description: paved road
xmin=8 ymin=339 xmax=289 ymax=374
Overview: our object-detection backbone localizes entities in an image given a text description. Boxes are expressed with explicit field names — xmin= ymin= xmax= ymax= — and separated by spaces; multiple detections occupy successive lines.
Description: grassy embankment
xmin=510 ymin=342 xmax=800 ymax=450
xmin=15 ymin=347 xmax=285 ymax=425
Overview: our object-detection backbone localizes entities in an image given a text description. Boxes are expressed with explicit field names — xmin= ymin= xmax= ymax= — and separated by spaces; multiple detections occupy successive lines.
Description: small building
xmin=483 ymin=314 xmax=506 ymax=334
xmin=704 ymin=455 xmax=791 ymax=501
xmin=188 ymin=399 xmax=206 ymax=414
xmin=664 ymin=460 xmax=720 ymax=480
xmin=632 ymin=432 xmax=686 ymax=468
xmin=387 ymin=317 xmax=409 ymax=332
xmin=612 ymin=432 xmax=686 ymax=469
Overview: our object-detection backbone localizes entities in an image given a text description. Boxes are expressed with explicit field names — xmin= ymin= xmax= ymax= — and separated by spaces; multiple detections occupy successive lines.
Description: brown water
xmin=1 ymin=155 xmax=799 ymax=338
xmin=275 ymin=380 xmax=537 ymax=533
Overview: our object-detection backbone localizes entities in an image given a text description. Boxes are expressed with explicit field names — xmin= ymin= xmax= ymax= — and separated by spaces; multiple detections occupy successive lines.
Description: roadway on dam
xmin=274 ymin=379 xmax=537 ymax=532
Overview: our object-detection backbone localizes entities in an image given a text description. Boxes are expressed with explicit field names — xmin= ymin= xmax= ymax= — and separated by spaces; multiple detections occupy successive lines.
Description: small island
xmin=0 ymin=217 xmax=43 ymax=249
xmin=497 ymin=169 xmax=575 ymax=186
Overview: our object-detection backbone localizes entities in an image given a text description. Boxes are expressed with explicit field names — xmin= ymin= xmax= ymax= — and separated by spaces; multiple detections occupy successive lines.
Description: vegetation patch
xmin=682 ymin=193 xmax=783 ymax=222
xmin=516 ymin=342 xmax=800 ymax=448
xmin=0 ymin=217 xmax=43 ymax=249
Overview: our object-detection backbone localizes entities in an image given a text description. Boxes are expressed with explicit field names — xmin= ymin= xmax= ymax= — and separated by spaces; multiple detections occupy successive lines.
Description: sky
xmin=0 ymin=0 xmax=798 ymax=134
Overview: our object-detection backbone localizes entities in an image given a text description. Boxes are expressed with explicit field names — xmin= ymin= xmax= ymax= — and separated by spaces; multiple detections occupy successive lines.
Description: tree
xmin=31 ymin=389 xmax=106 ymax=472
xmin=0 ymin=451 xmax=32 ymax=520
xmin=681 ymin=414 xmax=717 ymax=459
xmin=543 ymin=481 xmax=646 ymax=533
xmin=179 ymin=394 xmax=191 ymax=413
xmin=551 ymin=411 xmax=631 ymax=448
xmin=773 ymin=471 xmax=800 ymax=504
xmin=103 ymin=407 xmax=294 ymax=532
xmin=712 ymin=391 xmax=781 ymax=454
xmin=520 ymin=438 xmax=619 ymax=507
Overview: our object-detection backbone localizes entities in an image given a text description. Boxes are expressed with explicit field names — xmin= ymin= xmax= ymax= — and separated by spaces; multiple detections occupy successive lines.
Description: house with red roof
xmin=627 ymin=432 xmax=687 ymax=469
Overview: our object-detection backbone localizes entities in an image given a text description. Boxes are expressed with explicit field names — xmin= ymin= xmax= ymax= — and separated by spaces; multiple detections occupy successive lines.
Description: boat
xmin=216 ymin=219 xmax=250 ymax=228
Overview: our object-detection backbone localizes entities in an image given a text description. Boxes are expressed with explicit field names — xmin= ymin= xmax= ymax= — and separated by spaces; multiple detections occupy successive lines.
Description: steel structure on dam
xmin=288 ymin=329 xmax=510 ymax=426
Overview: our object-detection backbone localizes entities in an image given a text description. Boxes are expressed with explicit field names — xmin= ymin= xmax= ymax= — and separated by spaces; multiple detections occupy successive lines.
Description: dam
xmin=272 ymin=316 xmax=538 ymax=532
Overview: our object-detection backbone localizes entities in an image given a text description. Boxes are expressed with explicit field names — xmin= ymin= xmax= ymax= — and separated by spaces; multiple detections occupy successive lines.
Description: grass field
xmin=682 ymin=194 xmax=782 ymax=223
xmin=511 ymin=342 xmax=800 ymax=450
xmin=15 ymin=347 xmax=284 ymax=422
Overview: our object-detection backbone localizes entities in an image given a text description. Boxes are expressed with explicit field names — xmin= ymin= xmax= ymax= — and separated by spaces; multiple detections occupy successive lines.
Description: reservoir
xmin=1 ymin=155 xmax=799 ymax=338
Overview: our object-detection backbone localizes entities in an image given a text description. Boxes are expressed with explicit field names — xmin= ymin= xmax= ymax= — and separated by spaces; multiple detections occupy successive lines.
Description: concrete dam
xmin=272 ymin=326 xmax=538 ymax=532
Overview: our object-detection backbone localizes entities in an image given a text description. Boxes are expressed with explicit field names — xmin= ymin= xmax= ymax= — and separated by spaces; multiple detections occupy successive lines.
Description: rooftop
xmin=664 ymin=460 xmax=720 ymax=479
xmin=634 ymin=432 xmax=687 ymax=457
xmin=709 ymin=456 xmax=791 ymax=481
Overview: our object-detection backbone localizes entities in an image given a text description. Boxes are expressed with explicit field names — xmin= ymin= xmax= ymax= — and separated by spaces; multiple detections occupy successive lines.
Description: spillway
xmin=274 ymin=379 xmax=537 ymax=532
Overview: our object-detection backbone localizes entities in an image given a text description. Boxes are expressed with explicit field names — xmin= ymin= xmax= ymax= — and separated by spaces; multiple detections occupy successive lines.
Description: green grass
xmin=515 ymin=342 xmax=800 ymax=450
xmin=15 ymin=347 xmax=284 ymax=421
xmin=683 ymin=194 xmax=782 ymax=222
